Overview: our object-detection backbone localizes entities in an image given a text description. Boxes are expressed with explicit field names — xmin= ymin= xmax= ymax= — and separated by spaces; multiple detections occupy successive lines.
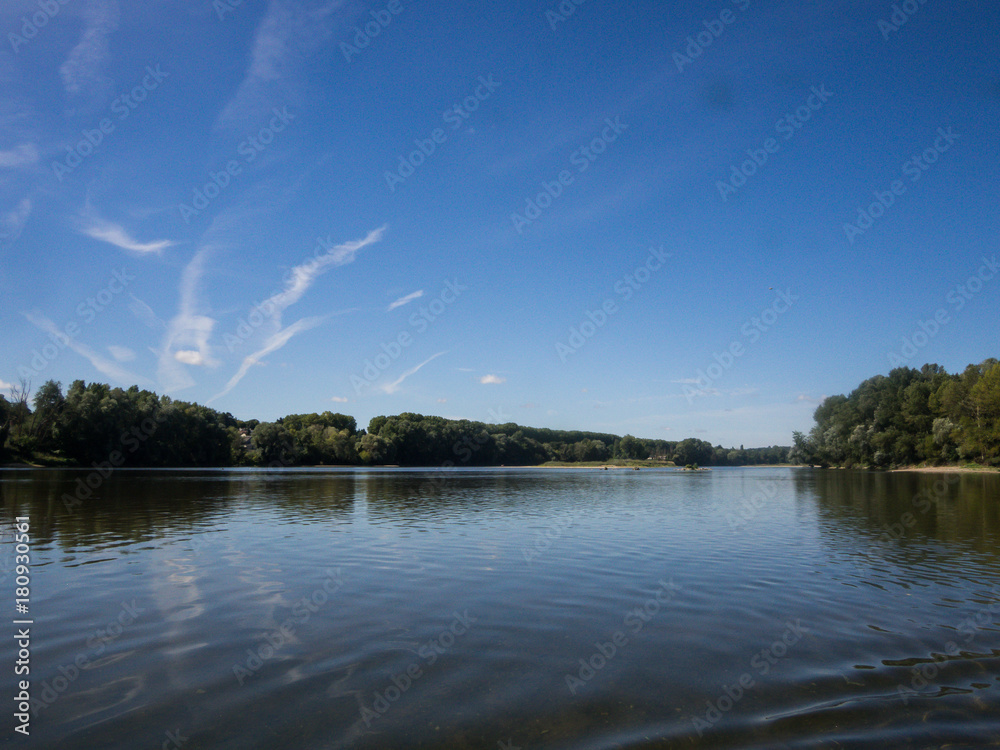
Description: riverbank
xmin=537 ymin=459 xmax=676 ymax=469
xmin=890 ymin=464 xmax=999 ymax=474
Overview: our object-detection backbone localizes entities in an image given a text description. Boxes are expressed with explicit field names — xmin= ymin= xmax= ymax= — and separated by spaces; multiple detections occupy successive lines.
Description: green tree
xmin=249 ymin=422 xmax=299 ymax=466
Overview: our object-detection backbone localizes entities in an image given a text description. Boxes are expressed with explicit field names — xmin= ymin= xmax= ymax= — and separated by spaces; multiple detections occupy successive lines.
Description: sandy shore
xmin=890 ymin=465 xmax=999 ymax=474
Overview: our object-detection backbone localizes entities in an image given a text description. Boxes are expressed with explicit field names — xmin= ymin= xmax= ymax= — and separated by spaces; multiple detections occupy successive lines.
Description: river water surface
xmin=1 ymin=467 xmax=998 ymax=749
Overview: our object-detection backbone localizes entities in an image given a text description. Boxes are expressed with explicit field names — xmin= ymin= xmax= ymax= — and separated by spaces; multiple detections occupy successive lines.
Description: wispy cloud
xmin=387 ymin=289 xmax=423 ymax=311
xmin=107 ymin=345 xmax=135 ymax=362
xmin=0 ymin=198 xmax=31 ymax=243
xmin=23 ymin=310 xmax=148 ymax=385
xmin=0 ymin=379 xmax=13 ymax=393
xmin=129 ymin=294 xmax=166 ymax=329
xmin=263 ymin=226 xmax=384 ymax=314
xmin=331 ymin=396 xmax=348 ymax=403
xmin=82 ymin=217 xmax=175 ymax=254
xmin=382 ymin=351 xmax=447 ymax=394
xmin=216 ymin=0 xmax=343 ymax=130
xmin=210 ymin=226 xmax=385 ymax=399
xmin=796 ymin=394 xmax=826 ymax=405
xmin=175 ymin=350 xmax=208 ymax=365
xmin=0 ymin=144 xmax=39 ymax=168
xmin=210 ymin=316 xmax=324 ymax=402
xmin=60 ymin=0 xmax=120 ymax=100
xmin=157 ymin=247 xmax=219 ymax=391
xmin=479 ymin=374 xmax=506 ymax=385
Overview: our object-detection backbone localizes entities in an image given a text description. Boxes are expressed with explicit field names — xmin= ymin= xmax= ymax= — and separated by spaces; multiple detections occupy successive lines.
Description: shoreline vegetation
xmin=792 ymin=359 xmax=999 ymax=471
xmin=1 ymin=357 xmax=996 ymax=473
xmin=0 ymin=378 xmax=787 ymax=470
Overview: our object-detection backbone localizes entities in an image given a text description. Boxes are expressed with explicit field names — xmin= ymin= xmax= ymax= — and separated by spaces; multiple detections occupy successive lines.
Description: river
xmin=0 ymin=467 xmax=998 ymax=748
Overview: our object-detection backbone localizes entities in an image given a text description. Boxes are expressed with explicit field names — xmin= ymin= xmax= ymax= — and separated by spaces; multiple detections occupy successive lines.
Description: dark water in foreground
xmin=0 ymin=467 xmax=998 ymax=749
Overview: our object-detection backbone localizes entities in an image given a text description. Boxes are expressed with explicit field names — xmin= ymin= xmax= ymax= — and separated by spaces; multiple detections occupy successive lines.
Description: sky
xmin=0 ymin=0 xmax=997 ymax=447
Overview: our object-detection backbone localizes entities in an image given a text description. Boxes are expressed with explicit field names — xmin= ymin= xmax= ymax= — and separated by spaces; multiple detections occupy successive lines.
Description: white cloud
xmin=215 ymin=0 xmax=343 ymax=130
xmin=23 ymin=310 xmax=149 ymax=386
xmin=479 ymin=374 xmax=506 ymax=384
xmin=0 ymin=198 xmax=31 ymax=243
xmin=82 ymin=218 xmax=175 ymax=255
xmin=263 ymin=226 xmax=384 ymax=315
xmin=174 ymin=350 xmax=206 ymax=366
xmin=107 ymin=345 xmax=135 ymax=362
xmin=210 ymin=227 xmax=385 ymax=398
xmin=331 ymin=396 xmax=348 ymax=403
xmin=128 ymin=294 xmax=165 ymax=329
xmin=157 ymin=247 xmax=219 ymax=391
xmin=210 ymin=226 xmax=385 ymax=401
xmin=387 ymin=289 xmax=424 ymax=311
xmin=382 ymin=351 xmax=447 ymax=394
xmin=0 ymin=144 xmax=38 ymax=168
xmin=436 ymin=398 xmax=447 ymax=403
xmin=60 ymin=0 xmax=119 ymax=99
xmin=0 ymin=379 xmax=13 ymax=392
xmin=796 ymin=393 xmax=828 ymax=406
xmin=210 ymin=316 xmax=324 ymax=402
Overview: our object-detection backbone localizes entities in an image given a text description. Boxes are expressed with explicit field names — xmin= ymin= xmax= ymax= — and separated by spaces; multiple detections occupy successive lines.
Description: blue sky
xmin=1 ymin=0 xmax=997 ymax=447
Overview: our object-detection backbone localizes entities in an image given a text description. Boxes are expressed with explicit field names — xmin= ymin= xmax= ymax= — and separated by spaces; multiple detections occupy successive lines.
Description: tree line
xmin=792 ymin=359 xmax=1000 ymax=468
xmin=0 ymin=379 xmax=789 ymax=468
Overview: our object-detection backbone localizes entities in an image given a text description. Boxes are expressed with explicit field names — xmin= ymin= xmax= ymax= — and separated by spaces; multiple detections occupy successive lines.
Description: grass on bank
xmin=539 ymin=459 xmax=679 ymax=468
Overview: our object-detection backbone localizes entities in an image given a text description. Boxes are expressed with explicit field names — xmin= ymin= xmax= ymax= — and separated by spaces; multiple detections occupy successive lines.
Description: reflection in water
xmin=0 ymin=467 xmax=997 ymax=749
xmin=801 ymin=469 xmax=1000 ymax=555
